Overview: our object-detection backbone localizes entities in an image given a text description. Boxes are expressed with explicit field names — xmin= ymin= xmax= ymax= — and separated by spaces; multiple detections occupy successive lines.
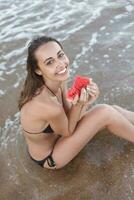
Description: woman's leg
xmin=44 ymin=104 xmax=134 ymax=169
xmin=112 ymin=105 xmax=134 ymax=125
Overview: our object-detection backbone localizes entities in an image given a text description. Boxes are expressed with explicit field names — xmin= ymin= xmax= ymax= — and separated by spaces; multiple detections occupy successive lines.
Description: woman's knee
xmin=93 ymin=104 xmax=116 ymax=122
xmin=112 ymin=104 xmax=120 ymax=110
xmin=111 ymin=104 xmax=123 ymax=115
xmin=94 ymin=103 xmax=113 ymax=113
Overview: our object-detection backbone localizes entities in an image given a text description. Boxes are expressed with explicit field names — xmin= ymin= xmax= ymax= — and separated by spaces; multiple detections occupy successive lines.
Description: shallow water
xmin=0 ymin=0 xmax=134 ymax=199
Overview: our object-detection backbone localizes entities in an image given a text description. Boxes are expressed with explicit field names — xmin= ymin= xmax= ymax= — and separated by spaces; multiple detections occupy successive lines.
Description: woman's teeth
xmin=57 ymin=68 xmax=67 ymax=75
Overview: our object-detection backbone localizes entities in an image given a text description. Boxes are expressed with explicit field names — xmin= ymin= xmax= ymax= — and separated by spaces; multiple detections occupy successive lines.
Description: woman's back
xmin=20 ymin=86 xmax=63 ymax=160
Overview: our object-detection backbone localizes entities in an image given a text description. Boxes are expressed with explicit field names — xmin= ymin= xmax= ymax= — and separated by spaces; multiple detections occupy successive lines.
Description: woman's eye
xmin=59 ymin=53 xmax=64 ymax=57
xmin=46 ymin=60 xmax=53 ymax=65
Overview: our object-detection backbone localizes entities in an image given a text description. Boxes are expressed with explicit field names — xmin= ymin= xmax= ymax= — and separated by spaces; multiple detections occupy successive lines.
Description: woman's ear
xmin=35 ymin=68 xmax=42 ymax=76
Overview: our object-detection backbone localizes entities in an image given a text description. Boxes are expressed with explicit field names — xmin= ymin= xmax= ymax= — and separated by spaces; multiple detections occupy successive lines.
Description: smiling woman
xmin=18 ymin=36 xmax=134 ymax=170
xmin=34 ymin=41 xmax=69 ymax=80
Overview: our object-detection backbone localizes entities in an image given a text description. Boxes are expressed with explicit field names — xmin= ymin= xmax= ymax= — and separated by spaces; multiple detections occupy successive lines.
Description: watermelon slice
xmin=67 ymin=75 xmax=92 ymax=100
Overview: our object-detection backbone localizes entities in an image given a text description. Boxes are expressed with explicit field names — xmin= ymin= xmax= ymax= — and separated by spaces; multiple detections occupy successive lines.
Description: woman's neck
xmin=44 ymin=80 xmax=62 ymax=95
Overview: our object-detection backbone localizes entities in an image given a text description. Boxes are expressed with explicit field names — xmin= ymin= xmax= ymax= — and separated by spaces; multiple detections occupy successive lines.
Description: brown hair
xmin=18 ymin=36 xmax=63 ymax=110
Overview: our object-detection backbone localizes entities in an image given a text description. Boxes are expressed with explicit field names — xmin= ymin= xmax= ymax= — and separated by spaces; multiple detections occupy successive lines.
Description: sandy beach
xmin=0 ymin=0 xmax=134 ymax=199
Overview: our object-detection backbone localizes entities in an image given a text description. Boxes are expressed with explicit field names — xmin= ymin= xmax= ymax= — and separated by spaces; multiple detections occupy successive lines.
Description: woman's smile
xmin=56 ymin=66 xmax=69 ymax=76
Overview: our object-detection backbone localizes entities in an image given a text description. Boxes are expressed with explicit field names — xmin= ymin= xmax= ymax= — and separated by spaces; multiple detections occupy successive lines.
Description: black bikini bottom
xmin=29 ymin=152 xmax=56 ymax=168
xmin=28 ymin=135 xmax=61 ymax=168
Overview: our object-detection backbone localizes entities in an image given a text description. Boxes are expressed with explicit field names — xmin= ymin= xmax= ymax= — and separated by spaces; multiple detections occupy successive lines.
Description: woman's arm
xmin=67 ymin=103 xmax=83 ymax=134
xmin=61 ymin=80 xmax=99 ymax=131
xmin=61 ymin=81 xmax=85 ymax=133
xmin=78 ymin=81 xmax=100 ymax=120
xmin=78 ymin=104 xmax=89 ymax=120
xmin=45 ymin=102 xmax=83 ymax=137
xmin=61 ymin=81 xmax=72 ymax=116
xmin=45 ymin=80 xmax=99 ymax=137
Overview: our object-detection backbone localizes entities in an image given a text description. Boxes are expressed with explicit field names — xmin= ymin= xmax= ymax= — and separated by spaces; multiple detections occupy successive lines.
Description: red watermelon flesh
xmin=67 ymin=75 xmax=92 ymax=100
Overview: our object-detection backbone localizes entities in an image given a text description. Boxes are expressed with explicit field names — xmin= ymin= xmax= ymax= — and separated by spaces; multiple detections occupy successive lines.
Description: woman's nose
xmin=56 ymin=58 xmax=65 ymax=66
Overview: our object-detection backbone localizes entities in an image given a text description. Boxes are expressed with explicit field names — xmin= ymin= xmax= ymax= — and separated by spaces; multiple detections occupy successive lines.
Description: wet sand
xmin=0 ymin=0 xmax=134 ymax=199
xmin=0 ymin=128 xmax=134 ymax=200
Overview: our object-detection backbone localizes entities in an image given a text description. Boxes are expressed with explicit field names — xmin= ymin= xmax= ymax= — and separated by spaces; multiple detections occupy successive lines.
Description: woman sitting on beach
xmin=18 ymin=36 xmax=134 ymax=170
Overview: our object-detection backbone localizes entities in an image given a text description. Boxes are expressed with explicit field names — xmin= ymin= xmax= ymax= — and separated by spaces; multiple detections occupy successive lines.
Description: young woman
xmin=18 ymin=36 xmax=134 ymax=170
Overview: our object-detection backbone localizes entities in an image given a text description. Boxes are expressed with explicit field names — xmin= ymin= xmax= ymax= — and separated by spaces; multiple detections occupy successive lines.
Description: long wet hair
xmin=18 ymin=36 xmax=63 ymax=110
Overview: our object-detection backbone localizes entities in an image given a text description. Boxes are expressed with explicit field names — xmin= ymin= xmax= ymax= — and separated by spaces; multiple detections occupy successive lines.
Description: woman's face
xmin=35 ymin=41 xmax=70 ymax=81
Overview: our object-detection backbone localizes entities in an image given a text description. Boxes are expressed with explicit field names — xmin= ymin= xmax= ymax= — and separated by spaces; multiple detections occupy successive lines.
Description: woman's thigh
xmin=112 ymin=105 xmax=134 ymax=125
xmin=44 ymin=104 xmax=112 ymax=169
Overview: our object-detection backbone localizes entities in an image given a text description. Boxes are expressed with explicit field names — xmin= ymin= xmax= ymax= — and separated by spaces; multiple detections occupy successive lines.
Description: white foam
xmin=0 ymin=112 xmax=20 ymax=148
xmin=0 ymin=90 xmax=5 ymax=96
xmin=5 ymin=69 xmax=16 ymax=75
xmin=0 ymin=0 xmax=134 ymax=103
xmin=0 ymin=71 xmax=4 ymax=76
xmin=100 ymin=26 xmax=106 ymax=31
xmin=0 ymin=77 xmax=5 ymax=81
xmin=123 ymin=22 xmax=134 ymax=30
xmin=126 ymin=5 xmax=134 ymax=12
xmin=103 ymin=54 xmax=109 ymax=58
xmin=13 ymin=81 xmax=20 ymax=88
xmin=89 ymin=32 xmax=98 ymax=47
xmin=105 ymin=32 xmax=110 ymax=35
xmin=126 ymin=44 xmax=132 ymax=49
xmin=110 ymin=20 xmax=114 ymax=23
xmin=3 ymin=47 xmax=25 ymax=60
xmin=114 ymin=14 xmax=126 ymax=20
xmin=0 ymin=63 xmax=6 ymax=70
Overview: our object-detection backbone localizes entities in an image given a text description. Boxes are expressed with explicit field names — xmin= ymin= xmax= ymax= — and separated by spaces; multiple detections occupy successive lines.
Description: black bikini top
xmin=22 ymin=85 xmax=62 ymax=135
xmin=23 ymin=124 xmax=54 ymax=135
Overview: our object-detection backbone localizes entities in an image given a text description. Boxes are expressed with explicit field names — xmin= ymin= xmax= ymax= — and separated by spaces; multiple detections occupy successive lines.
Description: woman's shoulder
xmin=35 ymin=86 xmax=62 ymax=108
xmin=21 ymin=87 xmax=62 ymax=120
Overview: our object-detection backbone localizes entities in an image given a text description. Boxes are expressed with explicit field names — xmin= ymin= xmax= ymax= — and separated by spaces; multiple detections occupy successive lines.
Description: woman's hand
xmin=72 ymin=81 xmax=100 ymax=106
xmin=85 ymin=81 xmax=100 ymax=105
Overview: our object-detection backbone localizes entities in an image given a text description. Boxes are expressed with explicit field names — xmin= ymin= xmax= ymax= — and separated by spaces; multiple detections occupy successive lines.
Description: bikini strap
xmin=45 ymin=84 xmax=57 ymax=96
xmin=45 ymin=84 xmax=62 ymax=103
xmin=23 ymin=128 xmax=43 ymax=134
xmin=46 ymin=155 xmax=56 ymax=167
